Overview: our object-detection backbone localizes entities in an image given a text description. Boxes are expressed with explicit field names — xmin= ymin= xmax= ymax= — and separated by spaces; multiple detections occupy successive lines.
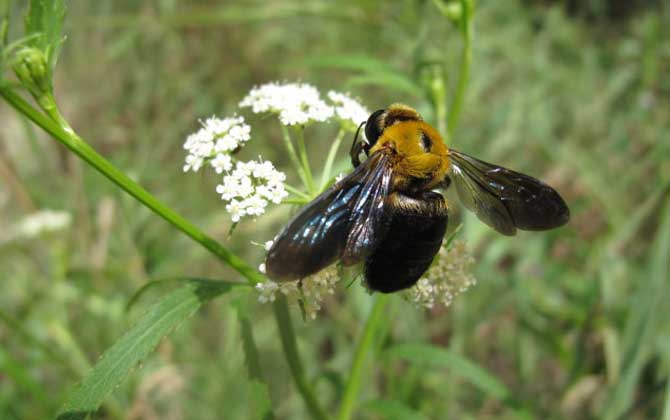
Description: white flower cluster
xmin=404 ymin=240 xmax=477 ymax=309
xmin=239 ymin=82 xmax=368 ymax=129
xmin=327 ymin=91 xmax=370 ymax=129
xmin=216 ymin=159 xmax=288 ymax=222
xmin=255 ymin=264 xmax=340 ymax=319
xmin=183 ymin=116 xmax=251 ymax=173
xmin=239 ymin=82 xmax=333 ymax=126
xmin=183 ymin=115 xmax=288 ymax=222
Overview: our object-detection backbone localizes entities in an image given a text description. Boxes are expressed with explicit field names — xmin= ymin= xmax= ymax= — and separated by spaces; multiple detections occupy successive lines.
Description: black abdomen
xmin=364 ymin=192 xmax=448 ymax=293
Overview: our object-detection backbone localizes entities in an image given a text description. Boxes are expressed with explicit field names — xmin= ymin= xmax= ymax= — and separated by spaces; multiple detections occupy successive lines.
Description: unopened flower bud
xmin=12 ymin=47 xmax=52 ymax=97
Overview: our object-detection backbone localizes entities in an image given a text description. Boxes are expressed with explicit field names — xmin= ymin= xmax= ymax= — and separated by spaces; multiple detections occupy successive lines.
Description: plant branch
xmin=337 ymin=294 xmax=389 ymax=420
xmin=0 ymin=87 xmax=262 ymax=284
xmin=447 ymin=0 xmax=474 ymax=137
xmin=273 ymin=296 xmax=328 ymax=420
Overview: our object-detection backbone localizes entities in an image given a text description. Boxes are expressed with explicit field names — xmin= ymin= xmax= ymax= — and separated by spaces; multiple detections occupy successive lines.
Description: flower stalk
xmin=273 ymin=295 xmax=328 ymax=420
xmin=337 ymin=294 xmax=389 ymax=420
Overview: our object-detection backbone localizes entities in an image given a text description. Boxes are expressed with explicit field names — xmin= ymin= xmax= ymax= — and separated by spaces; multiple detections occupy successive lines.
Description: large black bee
xmin=265 ymin=104 xmax=569 ymax=293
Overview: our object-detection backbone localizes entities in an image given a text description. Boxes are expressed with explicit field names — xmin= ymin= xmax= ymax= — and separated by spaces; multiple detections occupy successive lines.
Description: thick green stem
xmin=0 ymin=87 xmax=262 ymax=285
xmin=447 ymin=0 xmax=473 ymax=137
xmin=273 ymin=296 xmax=328 ymax=420
xmin=337 ymin=294 xmax=389 ymax=420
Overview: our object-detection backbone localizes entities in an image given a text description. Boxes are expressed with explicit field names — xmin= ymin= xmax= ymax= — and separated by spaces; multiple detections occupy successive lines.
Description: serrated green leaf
xmin=385 ymin=343 xmax=511 ymax=401
xmin=56 ymin=279 xmax=239 ymax=420
xmin=24 ymin=0 xmax=66 ymax=70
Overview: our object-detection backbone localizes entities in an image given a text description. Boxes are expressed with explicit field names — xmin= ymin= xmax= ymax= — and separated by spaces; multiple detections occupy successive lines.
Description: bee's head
xmin=351 ymin=104 xmax=423 ymax=167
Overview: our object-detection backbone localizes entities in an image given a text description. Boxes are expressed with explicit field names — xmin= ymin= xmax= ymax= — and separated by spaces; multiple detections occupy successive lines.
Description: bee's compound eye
xmin=364 ymin=109 xmax=386 ymax=151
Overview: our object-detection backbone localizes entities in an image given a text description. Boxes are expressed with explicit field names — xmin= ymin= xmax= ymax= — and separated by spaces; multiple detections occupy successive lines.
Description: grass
xmin=0 ymin=0 xmax=669 ymax=419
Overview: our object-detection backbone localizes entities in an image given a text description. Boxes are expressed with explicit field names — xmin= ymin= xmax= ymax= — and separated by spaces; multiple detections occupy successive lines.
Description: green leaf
xmin=56 ymin=279 xmax=239 ymax=420
xmin=24 ymin=0 xmax=66 ymax=70
xmin=385 ymin=343 xmax=511 ymax=401
xmin=364 ymin=399 xmax=429 ymax=420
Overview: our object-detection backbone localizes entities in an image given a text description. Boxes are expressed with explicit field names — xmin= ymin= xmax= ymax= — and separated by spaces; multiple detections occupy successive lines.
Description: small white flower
xmin=258 ymin=263 xmax=267 ymax=274
xmin=264 ymin=240 xmax=274 ymax=251
xmin=225 ymin=199 xmax=245 ymax=223
xmin=256 ymin=281 xmax=278 ymax=303
xmin=210 ymin=154 xmax=233 ymax=174
xmin=327 ymin=91 xmax=369 ymax=130
xmin=240 ymin=82 xmax=335 ymax=126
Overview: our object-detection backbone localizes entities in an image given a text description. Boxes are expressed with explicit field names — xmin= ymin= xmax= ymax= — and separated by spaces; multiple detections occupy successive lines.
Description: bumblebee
xmin=265 ymin=104 xmax=570 ymax=293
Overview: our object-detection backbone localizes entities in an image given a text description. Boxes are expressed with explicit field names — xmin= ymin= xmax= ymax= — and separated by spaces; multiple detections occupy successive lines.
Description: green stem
xmin=281 ymin=124 xmax=309 ymax=189
xmin=294 ymin=126 xmax=315 ymax=195
xmin=337 ymin=294 xmax=389 ymax=420
xmin=284 ymin=183 xmax=310 ymax=199
xmin=273 ymin=296 xmax=329 ymax=420
xmin=0 ymin=87 xmax=262 ymax=286
xmin=282 ymin=197 xmax=310 ymax=205
xmin=319 ymin=128 xmax=345 ymax=191
xmin=430 ymin=67 xmax=449 ymax=142
xmin=447 ymin=0 xmax=473 ymax=137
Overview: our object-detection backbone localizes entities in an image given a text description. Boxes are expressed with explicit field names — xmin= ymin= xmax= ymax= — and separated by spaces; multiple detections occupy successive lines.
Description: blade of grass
xmin=603 ymin=202 xmax=670 ymax=420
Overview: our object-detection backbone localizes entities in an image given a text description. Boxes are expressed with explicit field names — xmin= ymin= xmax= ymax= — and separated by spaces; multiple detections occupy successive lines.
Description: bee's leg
xmin=364 ymin=192 xmax=448 ymax=293
xmin=349 ymin=120 xmax=368 ymax=168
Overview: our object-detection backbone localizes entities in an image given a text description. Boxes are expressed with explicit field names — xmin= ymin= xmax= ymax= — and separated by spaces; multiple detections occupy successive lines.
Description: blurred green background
xmin=1 ymin=1 xmax=669 ymax=419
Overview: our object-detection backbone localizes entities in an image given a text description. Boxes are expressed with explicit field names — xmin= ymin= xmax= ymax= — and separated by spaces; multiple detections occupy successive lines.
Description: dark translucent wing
xmin=449 ymin=149 xmax=570 ymax=236
xmin=265 ymin=153 xmax=392 ymax=281
xmin=342 ymin=153 xmax=393 ymax=264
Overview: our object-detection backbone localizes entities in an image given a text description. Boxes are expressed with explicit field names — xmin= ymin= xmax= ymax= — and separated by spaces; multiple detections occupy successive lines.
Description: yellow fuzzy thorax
xmin=369 ymin=119 xmax=450 ymax=189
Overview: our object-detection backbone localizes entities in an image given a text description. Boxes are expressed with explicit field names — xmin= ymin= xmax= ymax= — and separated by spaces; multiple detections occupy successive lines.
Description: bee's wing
xmin=265 ymin=152 xmax=393 ymax=281
xmin=448 ymin=149 xmax=569 ymax=236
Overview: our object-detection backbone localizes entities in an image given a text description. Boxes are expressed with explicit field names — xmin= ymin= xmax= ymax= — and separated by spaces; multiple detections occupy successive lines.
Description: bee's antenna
xmin=349 ymin=120 xmax=368 ymax=168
